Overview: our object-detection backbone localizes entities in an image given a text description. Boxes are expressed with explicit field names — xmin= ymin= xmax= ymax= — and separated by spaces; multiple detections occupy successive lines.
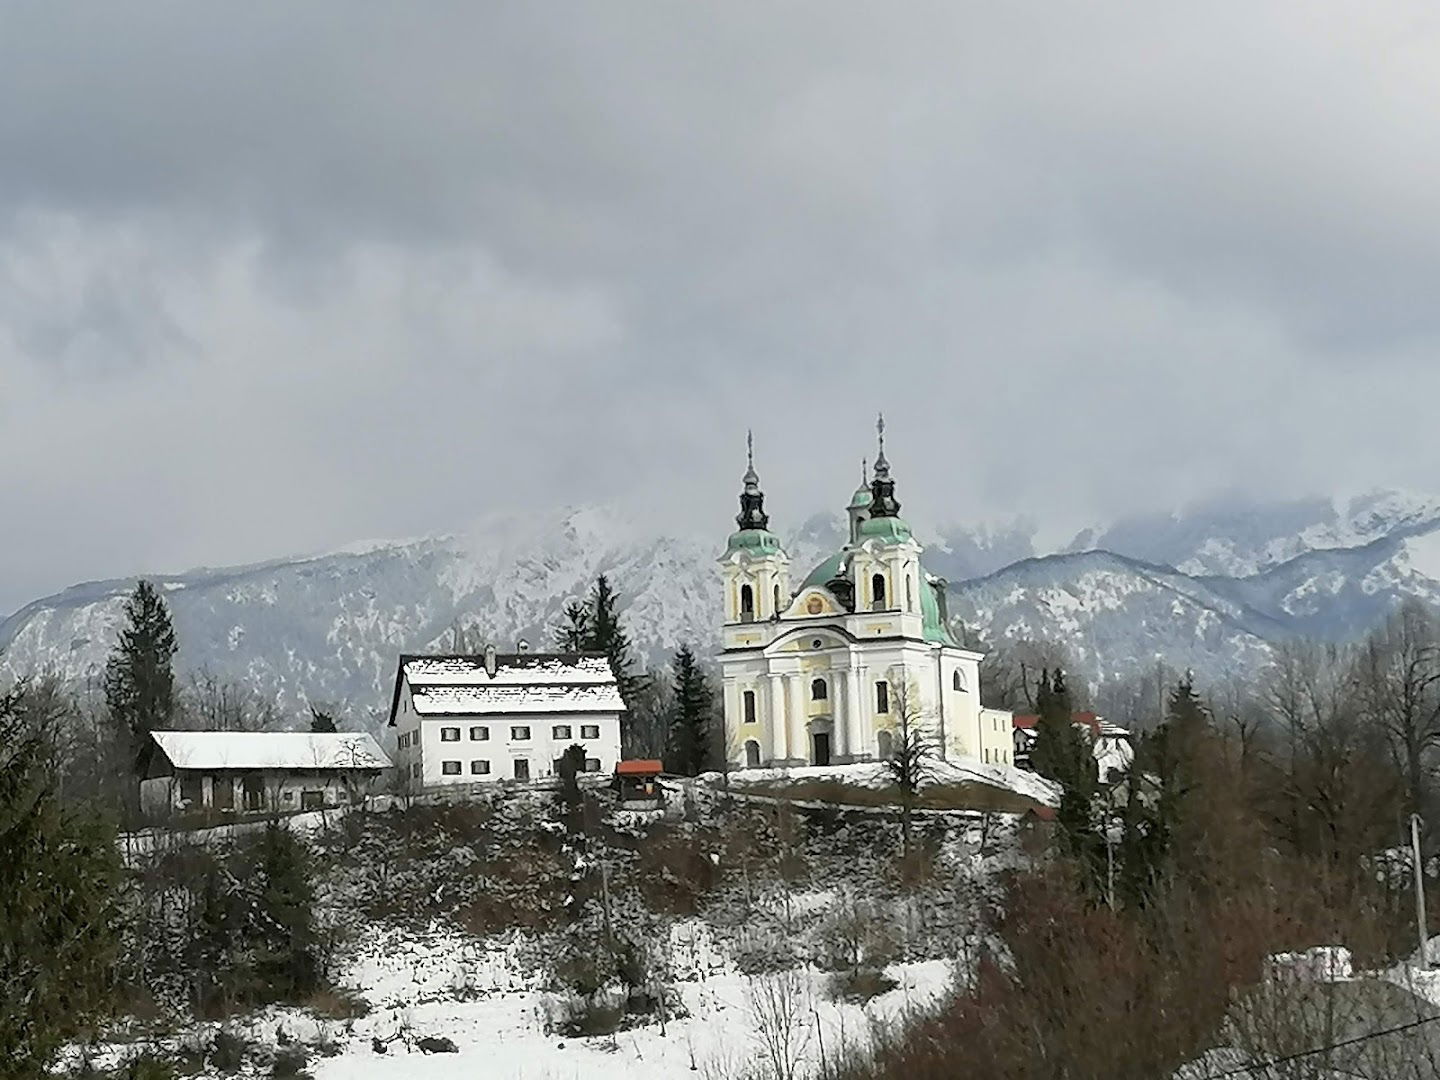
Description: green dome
xmin=920 ymin=576 xmax=957 ymax=645
xmin=856 ymin=516 xmax=913 ymax=543
xmin=800 ymin=551 xmax=846 ymax=590
xmin=848 ymin=485 xmax=873 ymax=510
xmin=725 ymin=528 xmax=784 ymax=556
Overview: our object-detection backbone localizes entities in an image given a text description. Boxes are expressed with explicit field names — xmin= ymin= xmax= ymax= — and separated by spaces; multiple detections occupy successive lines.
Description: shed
xmin=614 ymin=759 xmax=664 ymax=809
xmin=139 ymin=730 xmax=392 ymax=817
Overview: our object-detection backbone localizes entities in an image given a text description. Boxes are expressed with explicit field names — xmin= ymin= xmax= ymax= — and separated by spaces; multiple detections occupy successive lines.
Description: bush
xmin=269 ymin=1045 xmax=310 ymax=1080
xmin=208 ymin=1029 xmax=252 ymax=1073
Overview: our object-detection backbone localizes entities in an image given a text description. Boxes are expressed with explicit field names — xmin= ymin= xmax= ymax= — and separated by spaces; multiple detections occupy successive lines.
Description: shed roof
xmin=148 ymin=730 xmax=391 ymax=771
xmin=616 ymin=759 xmax=664 ymax=776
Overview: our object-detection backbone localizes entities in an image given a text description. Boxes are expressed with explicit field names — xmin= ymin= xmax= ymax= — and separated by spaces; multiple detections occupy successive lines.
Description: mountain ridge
xmin=5 ymin=491 xmax=1440 ymax=728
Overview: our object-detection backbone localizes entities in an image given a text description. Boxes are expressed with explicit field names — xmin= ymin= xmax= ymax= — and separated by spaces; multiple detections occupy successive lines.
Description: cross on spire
xmin=736 ymin=430 xmax=769 ymax=530
xmin=869 ymin=411 xmax=901 ymax=517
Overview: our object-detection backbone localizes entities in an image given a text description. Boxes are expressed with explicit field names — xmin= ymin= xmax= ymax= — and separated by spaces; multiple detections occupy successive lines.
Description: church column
xmin=721 ymin=677 xmax=738 ymax=766
xmin=832 ymin=672 xmax=847 ymax=761
xmin=788 ymin=675 xmax=808 ymax=765
xmin=766 ymin=674 xmax=786 ymax=763
xmin=846 ymin=665 xmax=864 ymax=759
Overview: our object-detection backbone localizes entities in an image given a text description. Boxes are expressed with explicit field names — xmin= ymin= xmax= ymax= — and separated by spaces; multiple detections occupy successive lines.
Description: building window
xmin=875 ymin=681 xmax=889 ymax=713
xmin=511 ymin=726 xmax=531 ymax=741
xmin=877 ymin=729 xmax=894 ymax=759
xmin=441 ymin=727 xmax=460 ymax=742
xmin=514 ymin=759 xmax=530 ymax=781
xmin=553 ymin=724 xmax=572 ymax=740
xmin=581 ymin=724 xmax=600 ymax=739
xmin=740 ymin=584 xmax=755 ymax=621
xmin=773 ymin=583 xmax=781 ymax=614
xmin=811 ymin=678 xmax=827 ymax=701
xmin=442 ymin=760 xmax=461 ymax=775
xmin=397 ymin=732 xmax=409 ymax=749
xmin=584 ymin=758 xmax=601 ymax=772
xmin=745 ymin=739 xmax=761 ymax=768
xmin=470 ymin=760 xmax=490 ymax=775
xmin=470 ymin=726 xmax=489 ymax=741
xmin=871 ymin=573 xmax=887 ymax=609
xmin=953 ymin=670 xmax=966 ymax=692
xmin=906 ymin=576 xmax=914 ymax=612
xmin=983 ymin=749 xmax=990 ymax=764
xmin=743 ymin=690 xmax=757 ymax=725
xmin=411 ymin=763 xmax=421 ymax=779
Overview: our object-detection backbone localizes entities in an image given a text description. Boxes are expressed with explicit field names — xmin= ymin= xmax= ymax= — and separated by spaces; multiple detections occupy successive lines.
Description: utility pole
xmin=1413 ymin=813 xmax=1429 ymax=968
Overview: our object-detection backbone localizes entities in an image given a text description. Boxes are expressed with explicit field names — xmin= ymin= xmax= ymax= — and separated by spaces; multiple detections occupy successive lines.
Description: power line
xmin=1207 ymin=1011 xmax=1440 ymax=1077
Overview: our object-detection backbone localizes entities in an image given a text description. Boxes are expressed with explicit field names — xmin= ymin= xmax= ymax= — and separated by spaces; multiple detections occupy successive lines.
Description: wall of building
xmin=722 ymin=629 xmax=979 ymax=769
xmin=140 ymin=769 xmax=383 ymax=817
xmin=396 ymin=690 xmax=623 ymax=789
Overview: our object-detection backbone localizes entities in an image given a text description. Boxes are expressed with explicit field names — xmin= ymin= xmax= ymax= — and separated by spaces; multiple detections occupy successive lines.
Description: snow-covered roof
xmin=411 ymin=683 xmax=625 ymax=715
xmin=403 ymin=654 xmax=614 ymax=686
xmin=389 ymin=652 xmax=625 ymax=724
xmin=148 ymin=730 xmax=391 ymax=771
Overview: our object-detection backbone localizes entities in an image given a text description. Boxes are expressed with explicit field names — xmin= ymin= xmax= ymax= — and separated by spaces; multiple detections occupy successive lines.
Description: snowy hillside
xmin=6 ymin=493 xmax=1440 ymax=720
xmin=1068 ymin=489 xmax=1440 ymax=577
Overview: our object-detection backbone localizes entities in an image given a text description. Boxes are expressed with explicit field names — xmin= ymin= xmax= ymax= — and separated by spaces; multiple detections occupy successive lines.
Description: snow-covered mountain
xmin=5 ymin=492 xmax=1440 ymax=723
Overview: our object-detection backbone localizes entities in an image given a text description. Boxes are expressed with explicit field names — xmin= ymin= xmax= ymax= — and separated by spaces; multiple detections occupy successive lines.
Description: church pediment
xmin=783 ymin=586 xmax=846 ymax=620
xmin=764 ymin=624 xmax=855 ymax=655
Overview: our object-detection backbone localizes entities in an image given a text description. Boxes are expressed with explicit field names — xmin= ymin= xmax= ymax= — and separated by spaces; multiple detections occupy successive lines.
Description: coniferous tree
xmin=251 ymin=822 xmax=320 ymax=1002
xmin=554 ymin=600 xmax=592 ymax=653
xmin=666 ymin=645 xmax=714 ymax=776
xmin=104 ymin=579 xmax=178 ymax=766
xmin=0 ymin=683 xmax=122 ymax=1075
xmin=585 ymin=575 xmax=649 ymax=712
xmin=555 ymin=743 xmax=587 ymax=834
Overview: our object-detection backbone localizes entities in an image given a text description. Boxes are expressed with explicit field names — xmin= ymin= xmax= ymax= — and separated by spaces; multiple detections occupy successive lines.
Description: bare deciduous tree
xmin=884 ymin=672 xmax=935 ymax=861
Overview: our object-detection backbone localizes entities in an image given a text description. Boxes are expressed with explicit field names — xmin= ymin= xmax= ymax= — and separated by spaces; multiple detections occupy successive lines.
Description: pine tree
xmin=1030 ymin=668 xmax=1083 ymax=784
xmin=554 ymin=600 xmax=592 ymax=652
xmin=666 ymin=645 xmax=713 ymax=776
xmin=585 ymin=575 xmax=648 ymax=710
xmin=555 ymin=743 xmax=587 ymax=833
xmin=251 ymin=823 xmax=319 ymax=1002
xmin=104 ymin=579 xmax=178 ymax=765
xmin=0 ymin=683 xmax=122 ymax=1075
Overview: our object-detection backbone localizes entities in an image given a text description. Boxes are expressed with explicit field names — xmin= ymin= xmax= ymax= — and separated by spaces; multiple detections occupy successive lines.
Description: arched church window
xmin=953 ymin=670 xmax=967 ymax=692
xmin=811 ymin=678 xmax=828 ymax=701
xmin=773 ymin=583 xmax=781 ymax=615
xmin=740 ymin=584 xmax=755 ymax=621
xmin=871 ymin=573 xmax=886 ymax=610
xmin=877 ymin=729 xmax=894 ymax=760
xmin=906 ymin=576 xmax=914 ymax=612
xmin=743 ymin=690 xmax=756 ymax=725
xmin=744 ymin=739 xmax=761 ymax=768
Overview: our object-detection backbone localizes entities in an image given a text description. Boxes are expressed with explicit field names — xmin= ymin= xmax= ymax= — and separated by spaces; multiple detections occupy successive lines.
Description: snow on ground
xmin=718 ymin=758 xmax=1059 ymax=807
xmin=290 ymin=921 xmax=951 ymax=1080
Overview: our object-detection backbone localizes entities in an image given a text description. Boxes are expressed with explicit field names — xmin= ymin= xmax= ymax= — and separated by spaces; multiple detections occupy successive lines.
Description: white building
xmin=717 ymin=421 xmax=1013 ymax=770
xmin=387 ymin=647 xmax=624 ymax=789
xmin=138 ymin=730 xmax=391 ymax=816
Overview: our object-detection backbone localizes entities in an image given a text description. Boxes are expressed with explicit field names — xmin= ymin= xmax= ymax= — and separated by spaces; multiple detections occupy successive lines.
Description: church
xmin=717 ymin=419 xmax=1014 ymax=771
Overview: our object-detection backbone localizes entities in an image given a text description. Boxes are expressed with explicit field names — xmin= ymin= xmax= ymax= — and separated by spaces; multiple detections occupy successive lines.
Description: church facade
xmin=718 ymin=421 xmax=1014 ymax=770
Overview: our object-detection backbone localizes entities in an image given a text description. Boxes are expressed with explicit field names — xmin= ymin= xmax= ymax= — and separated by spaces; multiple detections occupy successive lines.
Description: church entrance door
xmin=812 ymin=731 xmax=832 ymax=767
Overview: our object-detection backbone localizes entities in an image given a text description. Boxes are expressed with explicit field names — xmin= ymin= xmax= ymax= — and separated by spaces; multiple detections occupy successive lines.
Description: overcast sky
xmin=4 ymin=2 xmax=1440 ymax=614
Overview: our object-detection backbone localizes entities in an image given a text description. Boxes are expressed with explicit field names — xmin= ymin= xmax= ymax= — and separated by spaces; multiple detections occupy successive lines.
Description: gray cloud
xmin=4 ymin=1 xmax=1440 ymax=612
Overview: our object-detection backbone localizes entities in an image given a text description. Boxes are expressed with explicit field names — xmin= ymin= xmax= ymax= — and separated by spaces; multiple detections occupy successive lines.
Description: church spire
xmin=736 ymin=429 xmax=770 ymax=531
xmin=869 ymin=413 xmax=901 ymax=517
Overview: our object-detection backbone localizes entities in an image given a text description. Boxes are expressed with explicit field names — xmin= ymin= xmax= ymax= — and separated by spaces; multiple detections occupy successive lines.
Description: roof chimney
xmin=483 ymin=643 xmax=498 ymax=677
